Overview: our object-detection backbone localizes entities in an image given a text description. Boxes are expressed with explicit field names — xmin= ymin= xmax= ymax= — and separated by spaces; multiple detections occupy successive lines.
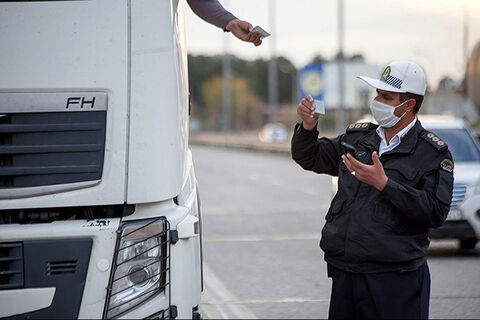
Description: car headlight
xmin=474 ymin=180 xmax=480 ymax=195
xmin=104 ymin=218 xmax=168 ymax=319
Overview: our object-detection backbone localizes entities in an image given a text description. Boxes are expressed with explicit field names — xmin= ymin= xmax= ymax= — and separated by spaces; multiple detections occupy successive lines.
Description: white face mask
xmin=370 ymin=100 xmax=408 ymax=128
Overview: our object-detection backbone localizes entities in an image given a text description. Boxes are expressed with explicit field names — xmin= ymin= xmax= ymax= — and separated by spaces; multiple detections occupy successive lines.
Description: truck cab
xmin=0 ymin=0 xmax=202 ymax=318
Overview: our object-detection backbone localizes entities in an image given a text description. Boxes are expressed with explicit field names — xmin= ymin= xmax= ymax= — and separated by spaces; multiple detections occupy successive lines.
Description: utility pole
xmin=221 ymin=0 xmax=232 ymax=130
xmin=292 ymin=68 xmax=298 ymax=107
xmin=462 ymin=6 xmax=470 ymax=119
xmin=463 ymin=7 xmax=469 ymax=69
xmin=268 ymin=0 xmax=278 ymax=123
xmin=336 ymin=0 xmax=345 ymax=132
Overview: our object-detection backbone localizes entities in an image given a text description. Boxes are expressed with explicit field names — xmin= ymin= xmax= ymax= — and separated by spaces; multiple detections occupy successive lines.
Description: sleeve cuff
xmin=221 ymin=14 xmax=238 ymax=31
xmin=295 ymin=122 xmax=319 ymax=137
xmin=380 ymin=178 xmax=403 ymax=199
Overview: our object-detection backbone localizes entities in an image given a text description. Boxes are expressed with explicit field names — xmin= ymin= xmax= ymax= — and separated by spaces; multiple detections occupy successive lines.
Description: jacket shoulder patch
xmin=440 ymin=158 xmax=454 ymax=172
xmin=420 ymin=131 xmax=447 ymax=151
xmin=346 ymin=122 xmax=373 ymax=133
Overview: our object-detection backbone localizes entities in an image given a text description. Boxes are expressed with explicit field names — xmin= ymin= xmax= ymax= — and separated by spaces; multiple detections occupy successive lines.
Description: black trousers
xmin=327 ymin=263 xmax=430 ymax=320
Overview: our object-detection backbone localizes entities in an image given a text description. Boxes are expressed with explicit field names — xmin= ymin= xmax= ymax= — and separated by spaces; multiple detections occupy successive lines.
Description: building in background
xmin=423 ymin=77 xmax=478 ymax=125
xmin=322 ymin=61 xmax=378 ymax=111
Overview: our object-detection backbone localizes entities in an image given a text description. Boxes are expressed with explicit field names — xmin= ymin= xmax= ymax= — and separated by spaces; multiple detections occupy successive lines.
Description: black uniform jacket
xmin=291 ymin=120 xmax=454 ymax=273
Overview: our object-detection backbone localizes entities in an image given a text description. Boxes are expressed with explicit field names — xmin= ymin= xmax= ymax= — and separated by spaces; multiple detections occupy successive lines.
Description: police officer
xmin=291 ymin=61 xmax=454 ymax=319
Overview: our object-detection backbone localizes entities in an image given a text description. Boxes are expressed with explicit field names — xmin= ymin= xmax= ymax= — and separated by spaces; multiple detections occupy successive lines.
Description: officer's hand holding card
xmin=297 ymin=95 xmax=325 ymax=130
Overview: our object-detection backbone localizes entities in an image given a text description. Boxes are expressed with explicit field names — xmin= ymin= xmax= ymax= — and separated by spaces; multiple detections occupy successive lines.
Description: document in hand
xmin=250 ymin=26 xmax=271 ymax=39
xmin=313 ymin=100 xmax=325 ymax=114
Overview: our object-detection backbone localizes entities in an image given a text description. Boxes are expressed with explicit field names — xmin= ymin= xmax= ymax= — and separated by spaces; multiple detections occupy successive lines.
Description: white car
xmin=259 ymin=123 xmax=289 ymax=143
xmin=422 ymin=116 xmax=480 ymax=249
xmin=331 ymin=115 xmax=480 ymax=249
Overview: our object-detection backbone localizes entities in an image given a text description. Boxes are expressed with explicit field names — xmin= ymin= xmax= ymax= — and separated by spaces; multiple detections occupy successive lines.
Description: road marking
xmin=205 ymin=233 xmax=319 ymax=243
xmin=202 ymin=207 xmax=329 ymax=216
xmin=269 ymin=180 xmax=283 ymax=186
xmin=199 ymin=288 xmax=226 ymax=319
xmin=431 ymin=296 xmax=480 ymax=299
xmin=201 ymin=263 xmax=257 ymax=319
xmin=302 ymin=189 xmax=320 ymax=196
xmin=203 ymin=297 xmax=330 ymax=305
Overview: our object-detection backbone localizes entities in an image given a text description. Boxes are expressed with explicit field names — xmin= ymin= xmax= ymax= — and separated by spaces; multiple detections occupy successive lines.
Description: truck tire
xmin=460 ymin=238 xmax=478 ymax=250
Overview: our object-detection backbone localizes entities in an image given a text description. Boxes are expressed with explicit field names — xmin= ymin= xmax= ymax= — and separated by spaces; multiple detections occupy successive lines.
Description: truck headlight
xmin=104 ymin=218 xmax=168 ymax=319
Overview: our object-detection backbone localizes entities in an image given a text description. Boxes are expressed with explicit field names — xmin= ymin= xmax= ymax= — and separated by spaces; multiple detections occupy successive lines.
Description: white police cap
xmin=357 ymin=61 xmax=426 ymax=96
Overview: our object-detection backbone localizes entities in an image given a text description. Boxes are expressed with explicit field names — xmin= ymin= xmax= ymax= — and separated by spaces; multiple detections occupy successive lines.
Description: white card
xmin=250 ymin=26 xmax=271 ymax=39
xmin=313 ymin=100 xmax=325 ymax=114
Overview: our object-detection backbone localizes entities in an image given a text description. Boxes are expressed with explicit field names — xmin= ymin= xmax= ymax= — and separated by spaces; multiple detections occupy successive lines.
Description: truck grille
xmin=47 ymin=260 xmax=78 ymax=275
xmin=451 ymin=183 xmax=468 ymax=207
xmin=0 ymin=111 xmax=106 ymax=188
xmin=0 ymin=242 xmax=24 ymax=290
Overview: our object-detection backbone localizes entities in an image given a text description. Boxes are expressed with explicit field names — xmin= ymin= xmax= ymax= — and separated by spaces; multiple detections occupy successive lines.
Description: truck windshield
xmin=430 ymin=128 xmax=480 ymax=163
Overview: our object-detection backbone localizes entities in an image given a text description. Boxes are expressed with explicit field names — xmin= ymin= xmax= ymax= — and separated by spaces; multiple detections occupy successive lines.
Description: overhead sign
xmin=298 ymin=64 xmax=324 ymax=101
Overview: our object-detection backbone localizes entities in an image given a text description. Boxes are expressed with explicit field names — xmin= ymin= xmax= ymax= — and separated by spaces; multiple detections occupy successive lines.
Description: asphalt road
xmin=192 ymin=145 xmax=480 ymax=319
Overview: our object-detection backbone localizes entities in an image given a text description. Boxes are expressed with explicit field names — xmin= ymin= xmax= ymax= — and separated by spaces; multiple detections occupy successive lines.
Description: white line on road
xmin=204 ymin=233 xmax=319 ymax=243
xmin=431 ymin=296 xmax=480 ymax=299
xmin=202 ymin=297 xmax=330 ymax=305
xmin=302 ymin=188 xmax=321 ymax=196
xmin=202 ymin=206 xmax=330 ymax=216
xmin=201 ymin=263 xmax=257 ymax=319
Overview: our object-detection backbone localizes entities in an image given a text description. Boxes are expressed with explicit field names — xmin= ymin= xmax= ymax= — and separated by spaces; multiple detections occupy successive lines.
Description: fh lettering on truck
xmin=66 ymin=97 xmax=97 ymax=109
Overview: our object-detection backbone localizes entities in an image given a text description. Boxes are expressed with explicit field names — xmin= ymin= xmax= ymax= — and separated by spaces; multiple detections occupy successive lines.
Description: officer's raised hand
xmin=342 ymin=151 xmax=388 ymax=191
xmin=297 ymin=95 xmax=320 ymax=130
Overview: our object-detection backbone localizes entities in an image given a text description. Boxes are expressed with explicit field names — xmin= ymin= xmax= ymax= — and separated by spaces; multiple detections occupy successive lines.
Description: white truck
xmin=0 ymin=1 xmax=203 ymax=319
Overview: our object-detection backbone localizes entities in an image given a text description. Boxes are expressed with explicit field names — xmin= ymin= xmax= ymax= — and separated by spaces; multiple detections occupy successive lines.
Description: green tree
xmin=188 ymin=55 xmax=222 ymax=109
xmin=189 ymin=54 xmax=298 ymax=109
xmin=310 ymin=54 xmax=328 ymax=64
xmin=200 ymin=75 xmax=262 ymax=130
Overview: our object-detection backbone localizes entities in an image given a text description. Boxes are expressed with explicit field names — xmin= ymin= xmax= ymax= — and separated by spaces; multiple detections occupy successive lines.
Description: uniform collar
xmin=357 ymin=118 xmax=424 ymax=157
xmin=376 ymin=117 xmax=417 ymax=147
xmin=380 ymin=118 xmax=424 ymax=156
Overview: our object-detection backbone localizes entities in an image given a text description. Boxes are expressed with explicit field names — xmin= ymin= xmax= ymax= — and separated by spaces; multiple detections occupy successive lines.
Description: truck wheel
xmin=460 ymin=238 xmax=478 ymax=250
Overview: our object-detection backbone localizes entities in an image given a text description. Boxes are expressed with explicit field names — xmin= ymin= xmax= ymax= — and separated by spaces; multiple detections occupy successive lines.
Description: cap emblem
xmin=380 ymin=66 xmax=403 ymax=89
xmin=381 ymin=66 xmax=391 ymax=81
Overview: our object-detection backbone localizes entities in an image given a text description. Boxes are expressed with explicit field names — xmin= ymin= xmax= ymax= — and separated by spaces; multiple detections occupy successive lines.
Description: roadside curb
xmin=189 ymin=133 xmax=291 ymax=155
xmin=190 ymin=139 xmax=291 ymax=155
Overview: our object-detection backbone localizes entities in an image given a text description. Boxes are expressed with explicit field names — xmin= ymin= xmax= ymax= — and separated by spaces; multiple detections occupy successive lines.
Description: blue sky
xmin=184 ymin=0 xmax=480 ymax=89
